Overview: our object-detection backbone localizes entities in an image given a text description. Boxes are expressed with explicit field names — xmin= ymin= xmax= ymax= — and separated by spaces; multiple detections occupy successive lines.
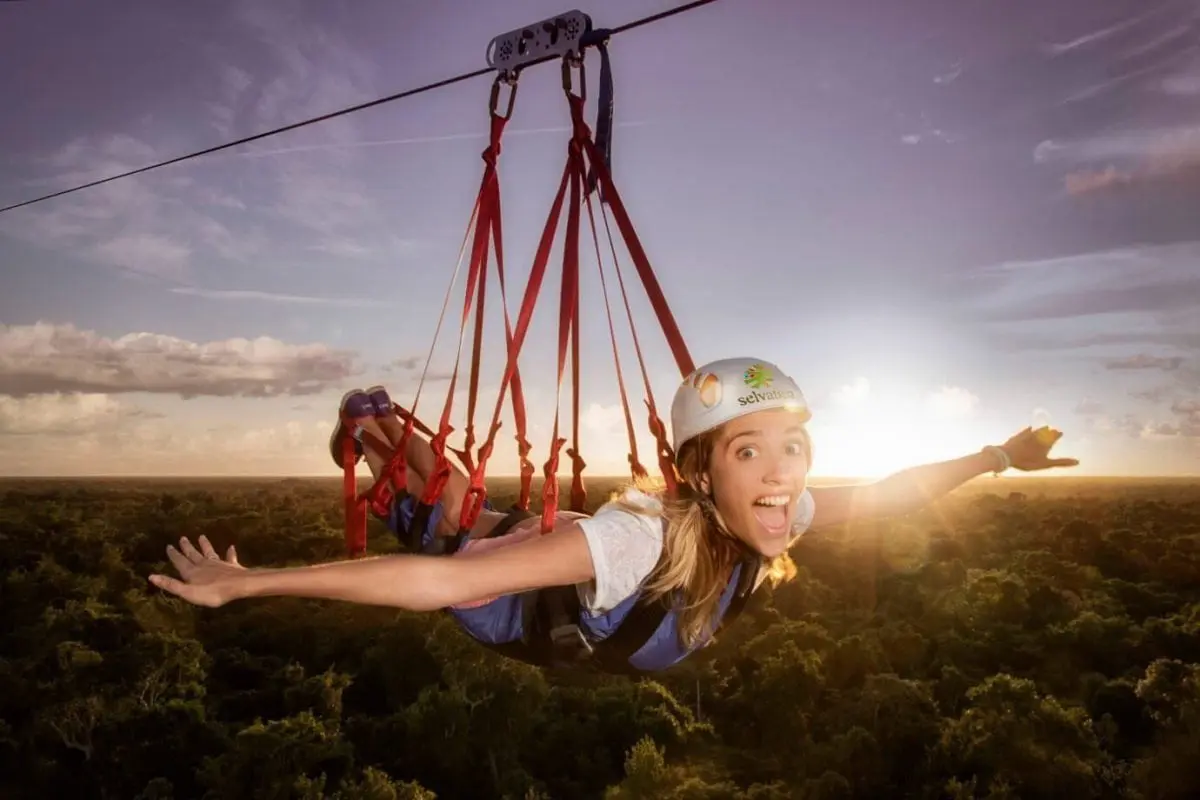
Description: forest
xmin=0 ymin=475 xmax=1198 ymax=799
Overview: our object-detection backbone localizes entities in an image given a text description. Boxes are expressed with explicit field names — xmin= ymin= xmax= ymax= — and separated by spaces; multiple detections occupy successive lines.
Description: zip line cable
xmin=0 ymin=0 xmax=720 ymax=215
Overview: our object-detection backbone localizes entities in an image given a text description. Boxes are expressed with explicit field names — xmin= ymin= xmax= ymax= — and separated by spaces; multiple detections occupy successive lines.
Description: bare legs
xmin=353 ymin=388 xmax=500 ymax=539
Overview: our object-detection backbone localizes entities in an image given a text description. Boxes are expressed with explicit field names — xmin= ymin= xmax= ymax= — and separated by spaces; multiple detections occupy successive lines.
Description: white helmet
xmin=670 ymin=357 xmax=811 ymax=451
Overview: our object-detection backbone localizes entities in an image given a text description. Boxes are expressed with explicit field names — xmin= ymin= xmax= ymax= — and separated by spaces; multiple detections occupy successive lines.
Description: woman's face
xmin=701 ymin=408 xmax=810 ymax=557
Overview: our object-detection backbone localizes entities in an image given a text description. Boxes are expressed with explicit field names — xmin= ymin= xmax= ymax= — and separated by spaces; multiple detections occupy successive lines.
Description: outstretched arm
xmin=149 ymin=522 xmax=596 ymax=611
xmin=807 ymin=426 xmax=1078 ymax=528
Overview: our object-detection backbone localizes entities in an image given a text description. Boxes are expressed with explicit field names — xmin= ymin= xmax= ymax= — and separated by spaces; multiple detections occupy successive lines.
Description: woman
xmin=148 ymin=357 xmax=1078 ymax=673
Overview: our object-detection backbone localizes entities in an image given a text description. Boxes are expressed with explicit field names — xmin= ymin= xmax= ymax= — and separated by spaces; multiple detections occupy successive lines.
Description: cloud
xmin=1035 ymin=126 xmax=1200 ymax=165
xmin=0 ymin=128 xmax=281 ymax=283
xmin=0 ymin=2 xmax=429 ymax=284
xmin=1132 ymin=385 xmax=1177 ymax=403
xmin=1041 ymin=8 xmax=1168 ymax=56
xmin=0 ymin=415 xmax=339 ymax=477
xmin=1083 ymin=397 xmax=1200 ymax=441
xmin=1063 ymin=159 xmax=1200 ymax=196
xmin=1075 ymin=398 xmax=1104 ymax=415
xmin=0 ymin=322 xmax=358 ymax=398
xmin=1160 ymin=55 xmax=1200 ymax=95
xmin=169 ymin=287 xmax=394 ymax=308
xmin=200 ymin=3 xmax=427 ymax=261
xmin=1168 ymin=399 xmax=1200 ymax=437
xmin=925 ymin=386 xmax=980 ymax=418
xmin=957 ymin=242 xmax=1200 ymax=323
xmin=1105 ymin=353 xmax=1186 ymax=371
xmin=1036 ymin=124 xmax=1200 ymax=196
xmin=0 ymin=393 xmax=160 ymax=436
xmin=830 ymin=377 xmax=870 ymax=408
xmin=1085 ymin=413 xmax=1147 ymax=438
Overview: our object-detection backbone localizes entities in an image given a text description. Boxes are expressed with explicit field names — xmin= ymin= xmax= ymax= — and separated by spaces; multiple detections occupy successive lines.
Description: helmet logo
xmin=742 ymin=363 xmax=773 ymax=389
xmin=687 ymin=370 xmax=722 ymax=408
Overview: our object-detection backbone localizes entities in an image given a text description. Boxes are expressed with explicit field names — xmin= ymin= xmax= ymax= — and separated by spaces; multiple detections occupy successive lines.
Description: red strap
xmin=465 ymin=159 xmax=572 ymax=533
xmin=540 ymin=134 xmax=587 ymax=532
xmin=418 ymin=109 xmax=512 ymax=516
xmin=583 ymin=177 xmax=648 ymax=482
xmin=575 ymin=120 xmax=693 ymax=379
xmin=339 ymin=59 xmax=698 ymax=555
xmin=566 ymin=108 xmax=588 ymax=515
xmin=565 ymin=89 xmax=690 ymax=496
xmin=341 ymin=434 xmax=367 ymax=557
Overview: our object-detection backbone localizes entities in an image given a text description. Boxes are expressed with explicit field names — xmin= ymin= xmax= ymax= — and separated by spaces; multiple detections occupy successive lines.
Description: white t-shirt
xmin=575 ymin=487 xmax=818 ymax=613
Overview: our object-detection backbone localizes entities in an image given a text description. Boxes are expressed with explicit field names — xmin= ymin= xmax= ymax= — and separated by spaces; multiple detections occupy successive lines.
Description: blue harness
xmin=388 ymin=494 xmax=763 ymax=674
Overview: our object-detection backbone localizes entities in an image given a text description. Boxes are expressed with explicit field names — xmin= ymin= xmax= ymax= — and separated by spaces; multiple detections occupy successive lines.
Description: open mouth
xmin=751 ymin=494 xmax=792 ymax=537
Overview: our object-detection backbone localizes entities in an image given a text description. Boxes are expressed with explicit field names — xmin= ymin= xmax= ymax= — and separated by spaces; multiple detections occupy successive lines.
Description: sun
xmin=807 ymin=378 xmax=995 ymax=480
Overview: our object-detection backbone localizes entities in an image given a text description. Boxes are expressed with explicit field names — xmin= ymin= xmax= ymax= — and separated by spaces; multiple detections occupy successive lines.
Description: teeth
xmin=754 ymin=495 xmax=789 ymax=507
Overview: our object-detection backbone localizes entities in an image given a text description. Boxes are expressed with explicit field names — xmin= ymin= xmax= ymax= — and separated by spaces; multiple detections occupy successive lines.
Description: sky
xmin=1 ymin=0 xmax=1198 ymax=479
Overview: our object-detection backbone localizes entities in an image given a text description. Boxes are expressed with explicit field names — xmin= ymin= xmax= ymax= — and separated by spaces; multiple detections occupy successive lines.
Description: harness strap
xmin=585 ymin=553 xmax=762 ymax=674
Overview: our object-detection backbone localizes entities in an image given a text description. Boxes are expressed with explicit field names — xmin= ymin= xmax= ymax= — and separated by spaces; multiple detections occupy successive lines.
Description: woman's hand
xmin=998 ymin=425 xmax=1079 ymax=471
xmin=149 ymin=535 xmax=251 ymax=608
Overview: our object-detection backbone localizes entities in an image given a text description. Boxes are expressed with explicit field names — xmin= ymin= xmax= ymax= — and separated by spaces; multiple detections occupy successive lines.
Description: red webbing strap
xmin=417 ymin=106 xmax=512 ymax=515
xmin=566 ymin=102 xmax=587 ymax=516
xmin=455 ymin=158 xmax=538 ymax=533
xmin=598 ymin=199 xmax=678 ymax=494
xmin=340 ymin=417 xmax=412 ymax=557
xmin=577 ymin=131 xmax=693 ymax=378
xmin=567 ymin=85 xmax=693 ymax=495
xmin=340 ymin=416 xmax=413 ymax=557
xmin=540 ymin=130 xmax=586 ymax=533
xmin=568 ymin=253 xmax=585 ymax=514
xmin=498 ymin=187 xmax=537 ymax=513
xmin=464 ymin=163 xmax=572 ymax=532
xmin=582 ymin=175 xmax=648 ymax=483
xmin=459 ymin=114 xmax=505 ymax=480
xmin=349 ymin=174 xmax=490 ymax=546
xmin=341 ymin=434 xmax=367 ymax=557
xmin=363 ymin=188 xmax=485 ymax=542
xmin=341 ymin=78 xmax=517 ymax=556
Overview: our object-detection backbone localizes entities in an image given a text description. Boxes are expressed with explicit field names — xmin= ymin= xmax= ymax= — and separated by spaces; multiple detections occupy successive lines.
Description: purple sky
xmin=1 ymin=0 xmax=1198 ymax=477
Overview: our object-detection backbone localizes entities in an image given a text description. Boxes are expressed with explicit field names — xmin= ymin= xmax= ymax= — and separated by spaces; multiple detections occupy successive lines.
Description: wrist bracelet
xmin=981 ymin=445 xmax=1011 ymax=474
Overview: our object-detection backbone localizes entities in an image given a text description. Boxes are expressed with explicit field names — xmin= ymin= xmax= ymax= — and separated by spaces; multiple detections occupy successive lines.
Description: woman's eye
xmin=736 ymin=446 xmax=757 ymax=460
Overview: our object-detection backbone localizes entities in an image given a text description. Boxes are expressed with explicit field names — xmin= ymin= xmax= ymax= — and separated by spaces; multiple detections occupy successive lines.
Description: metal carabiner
xmin=489 ymin=71 xmax=519 ymax=120
xmin=561 ymin=52 xmax=586 ymax=102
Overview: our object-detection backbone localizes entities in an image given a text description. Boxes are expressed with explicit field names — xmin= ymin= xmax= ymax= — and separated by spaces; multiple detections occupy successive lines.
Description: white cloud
xmin=830 ymin=377 xmax=870 ymax=407
xmin=0 ymin=393 xmax=158 ymax=436
xmin=0 ymin=133 xmax=260 ymax=281
xmin=0 ymin=415 xmax=337 ymax=477
xmin=0 ymin=322 xmax=359 ymax=398
xmin=203 ymin=2 xmax=417 ymax=261
xmin=1105 ymin=353 xmax=1187 ymax=371
xmin=1033 ymin=125 xmax=1200 ymax=165
xmin=1169 ymin=399 xmax=1200 ymax=437
xmin=169 ymin=287 xmax=395 ymax=308
xmin=926 ymin=386 xmax=980 ymax=418
xmin=1161 ymin=60 xmax=1200 ymax=96
xmin=0 ymin=2 xmax=426 ymax=284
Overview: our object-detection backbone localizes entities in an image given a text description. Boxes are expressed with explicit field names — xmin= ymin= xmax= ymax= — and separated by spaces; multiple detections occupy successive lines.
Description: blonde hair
xmin=613 ymin=421 xmax=809 ymax=650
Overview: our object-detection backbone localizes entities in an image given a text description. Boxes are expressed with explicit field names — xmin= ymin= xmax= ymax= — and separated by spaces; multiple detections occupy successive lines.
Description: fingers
xmin=198 ymin=535 xmax=220 ymax=560
xmin=148 ymin=573 xmax=220 ymax=607
xmin=1048 ymin=457 xmax=1079 ymax=467
xmin=166 ymin=544 xmax=194 ymax=578
xmin=178 ymin=536 xmax=206 ymax=564
xmin=149 ymin=573 xmax=193 ymax=601
xmin=169 ymin=535 xmax=237 ymax=569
